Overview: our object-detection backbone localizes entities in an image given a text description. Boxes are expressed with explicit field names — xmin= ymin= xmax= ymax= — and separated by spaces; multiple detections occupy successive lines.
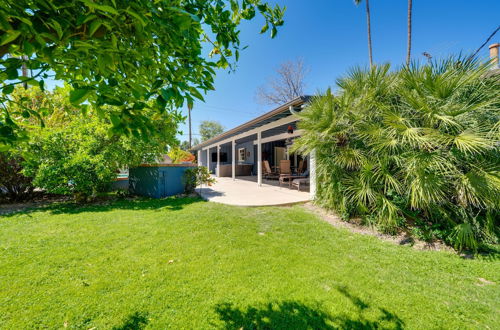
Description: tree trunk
xmin=406 ymin=0 xmax=413 ymax=66
xmin=365 ymin=0 xmax=373 ymax=68
xmin=188 ymin=104 xmax=192 ymax=149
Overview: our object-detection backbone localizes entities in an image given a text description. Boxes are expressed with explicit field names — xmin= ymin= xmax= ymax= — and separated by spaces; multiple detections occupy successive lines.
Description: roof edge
xmin=191 ymin=96 xmax=310 ymax=150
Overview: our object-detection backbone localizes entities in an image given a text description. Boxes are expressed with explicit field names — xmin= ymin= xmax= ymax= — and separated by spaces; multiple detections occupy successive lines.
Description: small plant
xmin=448 ymin=222 xmax=478 ymax=252
xmin=183 ymin=166 xmax=216 ymax=194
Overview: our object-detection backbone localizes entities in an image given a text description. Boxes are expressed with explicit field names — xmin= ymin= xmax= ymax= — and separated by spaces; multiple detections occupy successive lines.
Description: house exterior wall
xmin=236 ymin=141 xmax=254 ymax=165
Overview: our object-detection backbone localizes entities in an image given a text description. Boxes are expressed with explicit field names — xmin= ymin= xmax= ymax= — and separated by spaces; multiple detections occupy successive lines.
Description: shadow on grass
xmin=214 ymin=287 xmax=404 ymax=329
xmin=112 ymin=312 xmax=149 ymax=330
xmin=1 ymin=196 xmax=204 ymax=217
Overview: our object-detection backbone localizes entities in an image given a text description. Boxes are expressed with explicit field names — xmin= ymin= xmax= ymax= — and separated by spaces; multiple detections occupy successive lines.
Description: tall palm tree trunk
xmin=366 ymin=0 xmax=373 ymax=68
xmin=406 ymin=0 xmax=412 ymax=66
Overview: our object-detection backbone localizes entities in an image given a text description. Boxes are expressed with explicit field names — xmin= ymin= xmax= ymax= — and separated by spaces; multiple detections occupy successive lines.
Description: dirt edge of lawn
xmin=301 ymin=202 xmax=455 ymax=253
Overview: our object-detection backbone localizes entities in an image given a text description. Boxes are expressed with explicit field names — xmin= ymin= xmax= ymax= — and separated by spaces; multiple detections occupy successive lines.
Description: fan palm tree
xmin=406 ymin=0 xmax=413 ymax=65
xmin=354 ymin=0 xmax=373 ymax=68
xmin=294 ymin=57 xmax=500 ymax=251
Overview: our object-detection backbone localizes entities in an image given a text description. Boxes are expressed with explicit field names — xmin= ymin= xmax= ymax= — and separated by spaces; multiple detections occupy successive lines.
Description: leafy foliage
xmin=17 ymin=86 xmax=178 ymax=200
xmin=183 ymin=166 xmax=215 ymax=194
xmin=179 ymin=138 xmax=199 ymax=150
xmin=199 ymin=120 xmax=224 ymax=142
xmin=167 ymin=148 xmax=195 ymax=164
xmin=0 ymin=152 xmax=33 ymax=200
xmin=0 ymin=0 xmax=285 ymax=148
xmin=294 ymin=58 xmax=500 ymax=251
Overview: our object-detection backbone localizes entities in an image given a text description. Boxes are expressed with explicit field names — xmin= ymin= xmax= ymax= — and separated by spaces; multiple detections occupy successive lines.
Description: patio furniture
xmin=279 ymin=174 xmax=305 ymax=188
xmin=292 ymin=178 xmax=309 ymax=191
xmin=279 ymin=159 xmax=291 ymax=175
xmin=263 ymin=160 xmax=279 ymax=180
xmin=296 ymin=160 xmax=306 ymax=175
xmin=279 ymin=169 xmax=310 ymax=189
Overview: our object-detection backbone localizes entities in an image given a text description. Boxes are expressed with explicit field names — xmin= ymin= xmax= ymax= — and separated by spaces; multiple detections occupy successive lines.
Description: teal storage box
xmin=129 ymin=164 xmax=196 ymax=198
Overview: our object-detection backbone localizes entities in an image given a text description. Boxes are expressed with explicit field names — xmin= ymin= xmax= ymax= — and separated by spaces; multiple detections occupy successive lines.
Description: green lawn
xmin=1 ymin=197 xmax=498 ymax=329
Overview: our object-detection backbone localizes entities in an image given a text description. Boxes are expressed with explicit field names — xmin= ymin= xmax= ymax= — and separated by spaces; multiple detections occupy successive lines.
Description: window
xmin=211 ymin=152 xmax=228 ymax=162
xmin=238 ymin=148 xmax=246 ymax=162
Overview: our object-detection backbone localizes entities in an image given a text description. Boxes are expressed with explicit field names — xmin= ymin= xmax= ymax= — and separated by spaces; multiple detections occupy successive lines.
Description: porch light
xmin=287 ymin=125 xmax=294 ymax=134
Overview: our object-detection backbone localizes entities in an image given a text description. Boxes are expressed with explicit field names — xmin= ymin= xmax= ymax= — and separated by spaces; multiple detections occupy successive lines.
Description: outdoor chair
xmin=296 ymin=160 xmax=306 ymax=175
xmin=263 ymin=160 xmax=279 ymax=180
xmin=279 ymin=159 xmax=291 ymax=175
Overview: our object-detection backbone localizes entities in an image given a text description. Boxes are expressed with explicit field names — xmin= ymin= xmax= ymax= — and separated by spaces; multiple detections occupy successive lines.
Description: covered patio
xmin=198 ymin=176 xmax=310 ymax=206
xmin=192 ymin=96 xmax=316 ymax=206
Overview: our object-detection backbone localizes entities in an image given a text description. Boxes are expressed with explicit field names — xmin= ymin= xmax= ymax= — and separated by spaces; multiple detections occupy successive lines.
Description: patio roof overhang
xmin=191 ymin=96 xmax=310 ymax=151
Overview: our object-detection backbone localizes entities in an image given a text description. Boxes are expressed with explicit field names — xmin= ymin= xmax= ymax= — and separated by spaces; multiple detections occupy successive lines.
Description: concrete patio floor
xmin=198 ymin=176 xmax=310 ymax=206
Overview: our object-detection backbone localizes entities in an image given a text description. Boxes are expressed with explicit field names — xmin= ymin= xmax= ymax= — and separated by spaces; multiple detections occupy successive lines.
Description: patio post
xmin=197 ymin=150 xmax=201 ymax=166
xmin=206 ymin=148 xmax=210 ymax=173
xmin=232 ymin=139 xmax=236 ymax=180
xmin=216 ymin=145 xmax=220 ymax=177
xmin=257 ymin=131 xmax=262 ymax=186
xmin=310 ymin=149 xmax=317 ymax=199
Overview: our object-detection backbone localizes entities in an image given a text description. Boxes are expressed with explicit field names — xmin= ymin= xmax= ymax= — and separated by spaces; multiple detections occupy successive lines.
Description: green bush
xmin=183 ymin=166 xmax=216 ymax=194
xmin=23 ymin=111 xmax=176 ymax=201
xmin=294 ymin=58 xmax=500 ymax=251
xmin=0 ymin=153 xmax=34 ymax=200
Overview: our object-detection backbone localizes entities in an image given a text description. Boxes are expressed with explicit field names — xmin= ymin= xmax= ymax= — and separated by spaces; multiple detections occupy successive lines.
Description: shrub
xmin=0 ymin=153 xmax=34 ymax=200
xmin=294 ymin=58 xmax=500 ymax=251
xmin=183 ymin=166 xmax=216 ymax=194
xmin=23 ymin=112 xmax=175 ymax=200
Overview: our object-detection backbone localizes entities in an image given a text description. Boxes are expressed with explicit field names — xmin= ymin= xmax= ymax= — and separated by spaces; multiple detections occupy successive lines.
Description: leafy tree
xmin=8 ymin=84 xmax=81 ymax=128
xmin=180 ymin=138 xmax=200 ymax=150
xmin=23 ymin=111 xmax=176 ymax=200
xmin=256 ymin=58 xmax=308 ymax=105
xmin=18 ymin=87 xmax=178 ymax=200
xmin=294 ymin=58 xmax=500 ymax=251
xmin=199 ymin=120 xmax=224 ymax=142
xmin=0 ymin=0 xmax=285 ymax=149
xmin=168 ymin=148 xmax=195 ymax=164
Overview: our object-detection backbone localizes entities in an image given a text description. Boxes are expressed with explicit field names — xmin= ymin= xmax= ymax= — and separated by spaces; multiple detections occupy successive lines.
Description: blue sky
xmin=179 ymin=0 xmax=500 ymax=142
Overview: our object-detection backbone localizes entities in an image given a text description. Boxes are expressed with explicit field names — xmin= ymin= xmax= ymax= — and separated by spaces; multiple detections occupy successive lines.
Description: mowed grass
xmin=0 ymin=197 xmax=498 ymax=329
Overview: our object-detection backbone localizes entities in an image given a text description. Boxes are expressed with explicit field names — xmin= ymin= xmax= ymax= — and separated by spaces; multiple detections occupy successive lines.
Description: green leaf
xmin=110 ymin=113 xmax=121 ymax=127
xmin=271 ymin=26 xmax=277 ymax=38
xmin=156 ymin=95 xmax=166 ymax=108
xmin=189 ymin=88 xmax=205 ymax=102
xmin=260 ymin=24 xmax=269 ymax=34
xmin=2 ymin=85 xmax=14 ymax=95
xmin=6 ymin=67 xmax=18 ymax=80
xmin=125 ymin=9 xmax=146 ymax=27
xmin=152 ymin=79 xmax=163 ymax=90
xmin=48 ymin=20 xmax=63 ymax=39
xmin=0 ymin=30 xmax=21 ymax=46
xmin=160 ymin=88 xmax=174 ymax=101
xmin=89 ymin=20 xmax=103 ymax=37
xmin=23 ymin=40 xmax=34 ymax=55
xmin=80 ymin=0 xmax=119 ymax=15
xmin=70 ymin=88 xmax=91 ymax=105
